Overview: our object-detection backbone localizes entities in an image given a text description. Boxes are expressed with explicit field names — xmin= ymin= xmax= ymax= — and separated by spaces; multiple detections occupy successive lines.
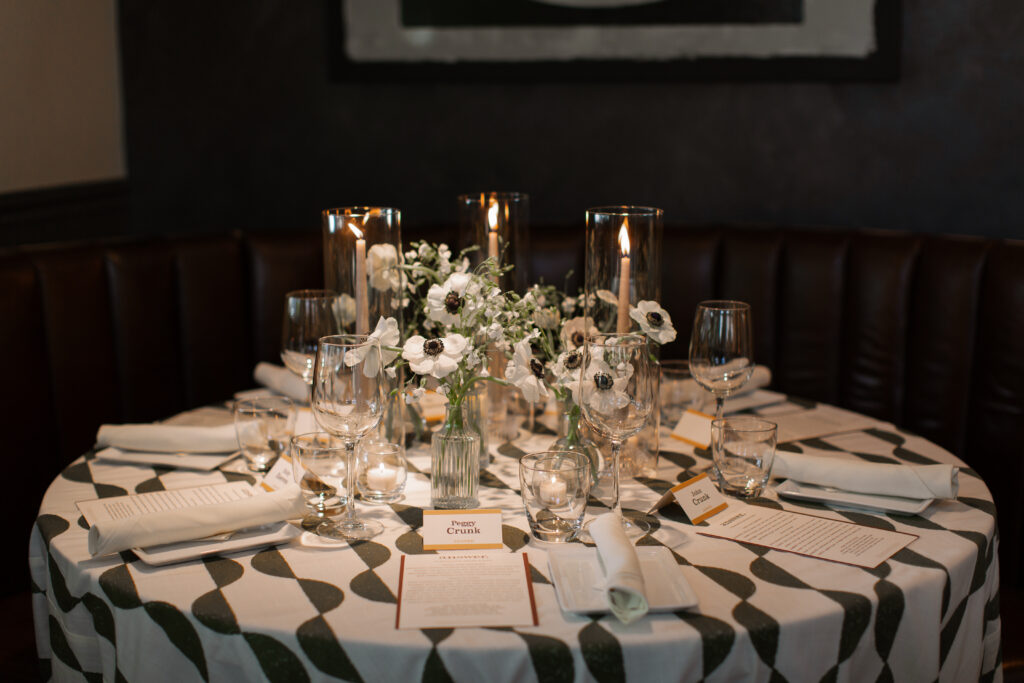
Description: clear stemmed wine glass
xmin=282 ymin=289 xmax=341 ymax=386
xmin=310 ymin=334 xmax=385 ymax=540
xmin=688 ymin=300 xmax=754 ymax=420
xmin=579 ymin=333 xmax=656 ymax=539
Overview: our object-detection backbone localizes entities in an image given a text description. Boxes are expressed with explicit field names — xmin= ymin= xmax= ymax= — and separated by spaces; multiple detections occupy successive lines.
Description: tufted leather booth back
xmin=4 ymin=226 xmax=1022 ymax=594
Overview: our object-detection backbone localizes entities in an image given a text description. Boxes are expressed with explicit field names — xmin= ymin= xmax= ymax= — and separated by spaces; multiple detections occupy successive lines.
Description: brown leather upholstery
xmin=4 ymin=226 xmax=1024 ymax=601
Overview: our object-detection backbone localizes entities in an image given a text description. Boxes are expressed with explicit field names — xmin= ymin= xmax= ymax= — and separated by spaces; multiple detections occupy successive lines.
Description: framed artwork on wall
xmin=328 ymin=0 xmax=899 ymax=81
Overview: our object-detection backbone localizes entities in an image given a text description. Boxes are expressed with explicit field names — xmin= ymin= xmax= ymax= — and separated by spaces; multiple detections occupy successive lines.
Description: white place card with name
xmin=396 ymin=553 xmax=538 ymax=629
xmin=649 ymin=472 xmax=729 ymax=523
xmin=422 ymin=509 xmax=504 ymax=550
xmin=698 ymin=504 xmax=918 ymax=569
xmin=671 ymin=409 xmax=715 ymax=449
xmin=260 ymin=454 xmax=294 ymax=492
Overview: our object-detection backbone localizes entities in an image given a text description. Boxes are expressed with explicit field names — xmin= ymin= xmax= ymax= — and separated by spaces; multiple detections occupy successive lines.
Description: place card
xmin=422 ymin=509 xmax=504 ymax=550
xmin=648 ymin=472 xmax=729 ymax=523
xmin=260 ymin=454 xmax=294 ymax=492
xmin=698 ymin=504 xmax=918 ymax=569
xmin=671 ymin=409 xmax=715 ymax=449
xmin=396 ymin=553 xmax=538 ymax=629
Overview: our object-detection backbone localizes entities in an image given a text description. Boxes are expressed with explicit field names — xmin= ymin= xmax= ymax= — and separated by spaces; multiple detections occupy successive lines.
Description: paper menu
xmin=698 ymin=504 xmax=917 ymax=569
xmin=77 ymin=481 xmax=255 ymax=527
xmin=396 ymin=553 xmax=538 ymax=629
xmin=769 ymin=404 xmax=879 ymax=443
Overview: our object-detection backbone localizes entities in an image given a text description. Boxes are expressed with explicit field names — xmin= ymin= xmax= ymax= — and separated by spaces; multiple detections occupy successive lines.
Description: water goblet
xmin=311 ymin=334 xmax=385 ymax=540
xmin=688 ymin=300 xmax=754 ymax=420
xmin=281 ymin=289 xmax=341 ymax=385
xmin=290 ymin=432 xmax=348 ymax=531
xmin=579 ymin=333 xmax=656 ymax=539
xmin=233 ymin=396 xmax=297 ymax=472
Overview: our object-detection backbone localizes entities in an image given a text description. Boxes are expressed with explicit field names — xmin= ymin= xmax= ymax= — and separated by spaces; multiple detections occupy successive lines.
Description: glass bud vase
xmin=551 ymin=397 xmax=602 ymax=483
xmin=431 ymin=402 xmax=481 ymax=509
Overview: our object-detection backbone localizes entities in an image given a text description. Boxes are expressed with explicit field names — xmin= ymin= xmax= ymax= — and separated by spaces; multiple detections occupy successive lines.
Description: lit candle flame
xmin=349 ymin=221 xmax=364 ymax=239
xmin=618 ymin=219 xmax=630 ymax=256
xmin=487 ymin=200 xmax=499 ymax=232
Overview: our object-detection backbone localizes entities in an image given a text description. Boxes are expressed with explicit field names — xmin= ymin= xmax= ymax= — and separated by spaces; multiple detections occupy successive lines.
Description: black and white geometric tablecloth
xmin=30 ymin=400 xmax=1003 ymax=682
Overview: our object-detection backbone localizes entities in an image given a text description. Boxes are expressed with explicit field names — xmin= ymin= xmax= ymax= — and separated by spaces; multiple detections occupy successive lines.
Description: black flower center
xmin=571 ymin=331 xmax=585 ymax=347
xmin=646 ymin=311 xmax=664 ymax=327
xmin=564 ymin=351 xmax=582 ymax=370
xmin=444 ymin=292 xmax=462 ymax=314
xmin=529 ymin=358 xmax=545 ymax=379
xmin=594 ymin=373 xmax=614 ymax=391
xmin=424 ymin=338 xmax=444 ymax=356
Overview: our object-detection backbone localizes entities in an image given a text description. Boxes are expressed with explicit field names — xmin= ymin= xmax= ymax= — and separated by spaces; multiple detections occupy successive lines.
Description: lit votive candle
xmin=538 ymin=474 xmax=568 ymax=507
xmin=366 ymin=461 xmax=400 ymax=491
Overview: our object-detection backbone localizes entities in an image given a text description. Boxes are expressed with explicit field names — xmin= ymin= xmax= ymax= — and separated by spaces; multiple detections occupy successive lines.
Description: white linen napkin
xmin=773 ymin=451 xmax=959 ymax=499
xmin=254 ymin=362 xmax=310 ymax=402
xmin=87 ymin=484 xmax=307 ymax=557
xmin=589 ymin=513 xmax=649 ymax=624
xmin=96 ymin=422 xmax=238 ymax=453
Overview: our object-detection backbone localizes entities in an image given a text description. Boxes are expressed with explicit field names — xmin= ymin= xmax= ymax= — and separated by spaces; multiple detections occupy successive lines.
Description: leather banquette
xmin=3 ymin=225 xmax=1023 ymax=601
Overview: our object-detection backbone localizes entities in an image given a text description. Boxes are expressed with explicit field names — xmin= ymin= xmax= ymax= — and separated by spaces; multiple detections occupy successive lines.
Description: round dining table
xmin=30 ymin=396 xmax=1003 ymax=682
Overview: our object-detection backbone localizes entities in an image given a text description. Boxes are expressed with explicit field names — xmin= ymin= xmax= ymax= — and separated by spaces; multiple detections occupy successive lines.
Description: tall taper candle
xmin=616 ymin=220 xmax=631 ymax=334
xmin=351 ymin=222 xmax=368 ymax=334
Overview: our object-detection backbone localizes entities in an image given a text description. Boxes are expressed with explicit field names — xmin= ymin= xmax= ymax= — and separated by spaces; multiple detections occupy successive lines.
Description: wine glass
xmin=579 ymin=333 xmax=655 ymax=539
xmin=310 ymin=334 xmax=385 ymax=540
xmin=281 ymin=289 xmax=341 ymax=385
xmin=688 ymin=301 xmax=754 ymax=420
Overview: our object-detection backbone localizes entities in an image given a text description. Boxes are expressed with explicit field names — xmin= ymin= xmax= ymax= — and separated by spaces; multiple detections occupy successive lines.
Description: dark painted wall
xmin=117 ymin=1 xmax=1024 ymax=241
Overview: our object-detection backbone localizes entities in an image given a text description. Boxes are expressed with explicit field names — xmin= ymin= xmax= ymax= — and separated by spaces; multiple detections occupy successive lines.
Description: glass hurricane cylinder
xmin=323 ymin=206 xmax=405 ymax=448
xmin=460 ymin=192 xmax=529 ymax=441
xmin=458 ymin=192 xmax=530 ymax=292
xmin=584 ymin=206 xmax=663 ymax=477
xmin=431 ymin=402 xmax=481 ymax=509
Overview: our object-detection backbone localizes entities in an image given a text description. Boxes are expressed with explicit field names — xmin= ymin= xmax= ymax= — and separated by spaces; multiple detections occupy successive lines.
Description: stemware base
xmin=317 ymin=518 xmax=384 ymax=541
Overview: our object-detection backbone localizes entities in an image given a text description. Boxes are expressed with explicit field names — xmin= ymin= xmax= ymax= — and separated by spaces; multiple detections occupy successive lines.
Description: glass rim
xmin=290 ymin=431 xmax=348 ymax=449
xmin=711 ymin=417 xmax=777 ymax=433
xmin=284 ymin=288 xmax=337 ymax=300
xmin=697 ymin=300 xmax=751 ymax=311
xmin=585 ymin=205 xmax=663 ymax=218
xmin=583 ymin=331 xmax=647 ymax=347
xmin=457 ymin=191 xmax=528 ymax=203
xmin=318 ymin=334 xmax=378 ymax=348
xmin=321 ymin=207 xmax=400 ymax=217
xmin=520 ymin=450 xmax=591 ymax=472
xmin=234 ymin=395 xmax=295 ymax=410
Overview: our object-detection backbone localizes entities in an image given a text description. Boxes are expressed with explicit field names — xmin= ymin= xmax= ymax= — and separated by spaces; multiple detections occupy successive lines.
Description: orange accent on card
xmin=423 ymin=509 xmax=502 ymax=516
xmin=692 ymin=503 xmax=728 ymax=524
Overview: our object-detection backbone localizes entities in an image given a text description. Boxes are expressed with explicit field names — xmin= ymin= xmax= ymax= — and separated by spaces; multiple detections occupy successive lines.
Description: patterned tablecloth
xmin=30 ymin=399 xmax=1003 ymax=682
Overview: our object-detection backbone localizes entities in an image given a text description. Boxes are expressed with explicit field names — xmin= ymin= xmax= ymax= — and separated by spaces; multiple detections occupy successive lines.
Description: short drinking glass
xmin=519 ymin=451 xmax=592 ymax=543
xmin=233 ymin=396 xmax=297 ymax=472
xmin=711 ymin=417 xmax=777 ymax=498
xmin=291 ymin=432 xmax=348 ymax=530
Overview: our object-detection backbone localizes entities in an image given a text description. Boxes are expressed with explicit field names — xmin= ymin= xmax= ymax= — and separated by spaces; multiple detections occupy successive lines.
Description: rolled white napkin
xmin=96 ymin=422 xmax=238 ymax=454
xmin=773 ymin=451 xmax=959 ymax=500
xmin=254 ymin=362 xmax=310 ymax=402
xmin=88 ymin=484 xmax=307 ymax=557
xmin=589 ymin=513 xmax=649 ymax=624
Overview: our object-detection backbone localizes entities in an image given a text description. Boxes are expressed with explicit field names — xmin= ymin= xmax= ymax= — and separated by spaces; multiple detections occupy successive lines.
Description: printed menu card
xmin=396 ymin=553 xmax=538 ymax=629
xmin=698 ymin=504 xmax=917 ymax=569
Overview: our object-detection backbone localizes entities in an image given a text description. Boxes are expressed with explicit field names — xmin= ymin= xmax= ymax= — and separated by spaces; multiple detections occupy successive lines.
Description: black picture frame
xmin=327 ymin=0 xmax=900 ymax=83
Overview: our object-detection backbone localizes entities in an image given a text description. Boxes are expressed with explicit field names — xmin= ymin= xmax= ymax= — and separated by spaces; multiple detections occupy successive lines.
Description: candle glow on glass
xmin=538 ymin=473 xmax=568 ymax=507
xmin=350 ymin=220 xmax=369 ymax=334
xmin=616 ymin=218 xmax=631 ymax=334
xmin=366 ymin=461 xmax=400 ymax=491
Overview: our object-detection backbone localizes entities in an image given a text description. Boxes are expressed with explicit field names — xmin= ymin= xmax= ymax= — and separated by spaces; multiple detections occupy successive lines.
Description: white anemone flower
xmin=333 ymin=293 xmax=356 ymax=327
xmin=367 ymin=243 xmax=400 ymax=292
xmin=581 ymin=356 xmax=631 ymax=414
xmin=630 ymin=301 xmax=677 ymax=344
xmin=534 ymin=307 xmax=561 ymax=330
xmin=560 ymin=316 xmax=598 ymax=350
xmin=343 ymin=317 xmax=401 ymax=377
xmin=504 ymin=339 xmax=550 ymax=404
xmin=403 ymin=333 xmax=468 ymax=379
xmin=426 ymin=272 xmax=476 ymax=326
